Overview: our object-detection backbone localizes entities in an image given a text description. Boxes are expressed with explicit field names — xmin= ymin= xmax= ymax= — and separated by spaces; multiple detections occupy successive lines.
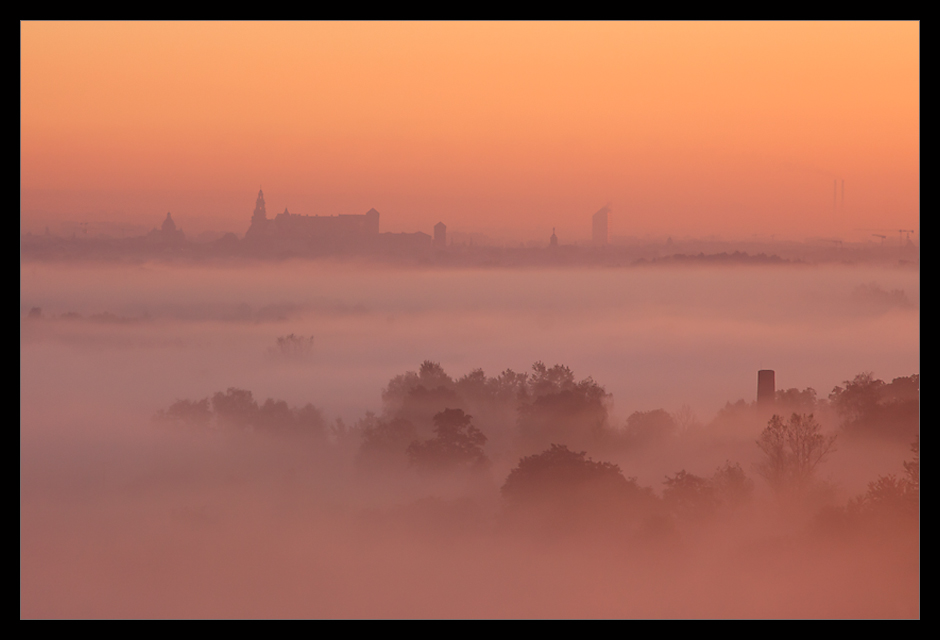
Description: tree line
xmin=155 ymin=361 xmax=918 ymax=535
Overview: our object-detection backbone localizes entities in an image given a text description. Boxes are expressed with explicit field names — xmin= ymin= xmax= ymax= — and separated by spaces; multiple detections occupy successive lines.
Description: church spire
xmin=253 ymin=188 xmax=266 ymax=221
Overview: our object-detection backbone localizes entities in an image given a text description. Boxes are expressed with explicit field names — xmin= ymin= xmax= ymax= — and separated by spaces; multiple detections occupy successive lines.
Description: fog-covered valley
xmin=20 ymin=261 xmax=919 ymax=618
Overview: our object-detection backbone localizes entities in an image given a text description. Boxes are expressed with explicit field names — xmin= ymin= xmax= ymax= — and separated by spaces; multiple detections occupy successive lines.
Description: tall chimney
xmin=757 ymin=370 xmax=775 ymax=405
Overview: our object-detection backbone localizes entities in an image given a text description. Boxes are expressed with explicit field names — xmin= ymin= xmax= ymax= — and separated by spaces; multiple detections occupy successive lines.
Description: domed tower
xmin=158 ymin=212 xmax=184 ymax=243
xmin=161 ymin=212 xmax=177 ymax=234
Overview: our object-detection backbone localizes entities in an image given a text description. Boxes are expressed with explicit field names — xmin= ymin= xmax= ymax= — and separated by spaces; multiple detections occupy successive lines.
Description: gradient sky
xmin=21 ymin=21 xmax=919 ymax=241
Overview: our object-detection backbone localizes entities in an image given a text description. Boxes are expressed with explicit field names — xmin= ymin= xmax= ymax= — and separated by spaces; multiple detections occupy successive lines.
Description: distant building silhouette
xmin=757 ymin=370 xmax=775 ymax=405
xmin=379 ymin=231 xmax=432 ymax=252
xmin=251 ymin=188 xmax=267 ymax=227
xmin=592 ymin=205 xmax=610 ymax=246
xmin=434 ymin=222 xmax=447 ymax=248
xmin=244 ymin=188 xmax=380 ymax=251
xmin=550 ymin=227 xmax=558 ymax=248
xmin=146 ymin=212 xmax=185 ymax=244
xmin=243 ymin=188 xmax=268 ymax=242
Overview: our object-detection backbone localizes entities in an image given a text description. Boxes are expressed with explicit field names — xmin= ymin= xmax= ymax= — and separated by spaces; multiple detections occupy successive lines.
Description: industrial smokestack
xmin=592 ymin=204 xmax=610 ymax=246
xmin=757 ymin=370 xmax=775 ymax=405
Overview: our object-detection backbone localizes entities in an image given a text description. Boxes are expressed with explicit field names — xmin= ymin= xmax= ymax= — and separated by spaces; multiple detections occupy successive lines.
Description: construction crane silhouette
xmin=872 ymin=234 xmax=887 ymax=245
xmin=857 ymin=228 xmax=917 ymax=245
xmin=857 ymin=228 xmax=917 ymax=259
xmin=897 ymin=230 xmax=916 ymax=261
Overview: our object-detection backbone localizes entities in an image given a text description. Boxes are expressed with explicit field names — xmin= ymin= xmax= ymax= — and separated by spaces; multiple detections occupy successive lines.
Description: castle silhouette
xmin=244 ymin=189 xmax=431 ymax=255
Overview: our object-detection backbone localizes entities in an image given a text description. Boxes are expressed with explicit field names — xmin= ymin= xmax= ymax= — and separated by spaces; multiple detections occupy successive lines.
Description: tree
xmin=418 ymin=360 xmax=453 ymax=390
xmin=256 ymin=398 xmax=294 ymax=432
xmin=775 ymin=387 xmax=818 ymax=414
xmin=155 ymin=397 xmax=212 ymax=428
xmin=357 ymin=413 xmax=417 ymax=469
xmin=517 ymin=363 xmax=611 ymax=449
xmin=829 ymin=372 xmax=918 ymax=440
xmin=858 ymin=475 xmax=910 ymax=508
xmin=501 ymin=443 xmax=648 ymax=505
xmin=755 ymin=413 xmax=837 ymax=494
xmin=407 ymin=408 xmax=488 ymax=471
xmin=287 ymin=403 xmax=327 ymax=438
xmin=849 ymin=436 xmax=919 ymax=518
xmin=501 ymin=444 xmax=657 ymax=534
xmin=381 ymin=362 xmax=464 ymax=434
xmin=158 ymin=387 xmax=326 ymax=438
xmin=710 ymin=461 xmax=754 ymax=509
xmin=671 ymin=404 xmax=702 ymax=433
xmin=902 ymin=435 xmax=919 ymax=496
xmin=829 ymin=372 xmax=881 ymax=421
xmin=268 ymin=334 xmax=314 ymax=360
xmin=527 ymin=362 xmax=576 ymax=397
xmin=662 ymin=470 xmax=716 ymax=519
xmin=211 ymin=388 xmax=259 ymax=429
xmin=624 ymin=409 xmax=678 ymax=445
xmin=662 ymin=462 xmax=753 ymax=520
xmin=382 ymin=361 xmax=455 ymax=415
xmin=489 ymin=369 xmax=529 ymax=403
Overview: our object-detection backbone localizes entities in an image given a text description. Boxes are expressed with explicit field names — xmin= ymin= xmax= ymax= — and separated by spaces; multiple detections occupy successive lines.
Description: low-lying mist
xmin=21 ymin=261 xmax=918 ymax=618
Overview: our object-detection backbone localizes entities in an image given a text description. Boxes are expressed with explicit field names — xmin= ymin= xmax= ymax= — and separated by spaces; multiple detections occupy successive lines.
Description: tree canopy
xmin=155 ymin=387 xmax=326 ymax=438
xmin=407 ymin=408 xmax=488 ymax=471
xmin=829 ymin=373 xmax=918 ymax=439
xmin=501 ymin=444 xmax=644 ymax=505
xmin=755 ymin=413 xmax=837 ymax=495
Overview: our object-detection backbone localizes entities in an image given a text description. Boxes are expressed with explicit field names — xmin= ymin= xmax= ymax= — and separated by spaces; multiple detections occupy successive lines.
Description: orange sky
xmin=21 ymin=21 xmax=918 ymax=242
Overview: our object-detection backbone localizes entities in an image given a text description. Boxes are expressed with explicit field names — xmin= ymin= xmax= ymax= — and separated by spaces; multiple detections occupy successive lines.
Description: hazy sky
xmin=21 ymin=22 xmax=919 ymax=241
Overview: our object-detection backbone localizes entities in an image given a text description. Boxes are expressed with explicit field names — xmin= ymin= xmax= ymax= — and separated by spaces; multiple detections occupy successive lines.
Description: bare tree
xmin=756 ymin=413 xmax=837 ymax=494
xmin=671 ymin=404 xmax=701 ymax=434
xmin=269 ymin=334 xmax=314 ymax=360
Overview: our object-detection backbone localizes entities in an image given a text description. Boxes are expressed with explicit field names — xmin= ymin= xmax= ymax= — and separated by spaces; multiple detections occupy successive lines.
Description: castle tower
xmin=434 ymin=222 xmax=447 ymax=248
xmin=252 ymin=189 xmax=267 ymax=223
xmin=364 ymin=208 xmax=380 ymax=235
xmin=245 ymin=189 xmax=269 ymax=241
